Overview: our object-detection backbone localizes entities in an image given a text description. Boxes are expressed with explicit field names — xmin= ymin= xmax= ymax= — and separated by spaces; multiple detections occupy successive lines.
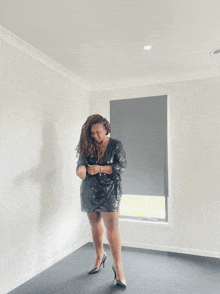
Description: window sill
xmin=119 ymin=215 xmax=171 ymax=226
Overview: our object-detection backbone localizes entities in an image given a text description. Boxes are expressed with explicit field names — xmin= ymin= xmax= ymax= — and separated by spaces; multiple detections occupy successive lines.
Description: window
xmin=110 ymin=95 xmax=168 ymax=222
xmin=119 ymin=195 xmax=167 ymax=222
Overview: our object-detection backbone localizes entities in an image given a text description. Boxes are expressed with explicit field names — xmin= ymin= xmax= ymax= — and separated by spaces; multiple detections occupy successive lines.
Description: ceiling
xmin=1 ymin=0 xmax=220 ymax=91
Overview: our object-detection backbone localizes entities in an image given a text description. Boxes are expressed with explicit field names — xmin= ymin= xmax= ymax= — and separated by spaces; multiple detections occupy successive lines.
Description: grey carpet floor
xmin=8 ymin=242 xmax=220 ymax=294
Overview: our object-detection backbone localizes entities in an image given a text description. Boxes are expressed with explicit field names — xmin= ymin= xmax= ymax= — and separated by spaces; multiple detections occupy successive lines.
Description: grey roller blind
xmin=110 ymin=95 xmax=168 ymax=197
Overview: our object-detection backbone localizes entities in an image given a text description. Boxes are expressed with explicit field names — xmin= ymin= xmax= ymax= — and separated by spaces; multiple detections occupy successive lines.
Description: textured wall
xmin=89 ymin=77 xmax=220 ymax=258
xmin=0 ymin=40 xmax=91 ymax=294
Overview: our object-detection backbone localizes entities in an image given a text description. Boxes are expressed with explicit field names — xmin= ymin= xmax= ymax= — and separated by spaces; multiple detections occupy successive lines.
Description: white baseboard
xmin=92 ymin=239 xmax=220 ymax=259
xmin=116 ymin=241 xmax=220 ymax=259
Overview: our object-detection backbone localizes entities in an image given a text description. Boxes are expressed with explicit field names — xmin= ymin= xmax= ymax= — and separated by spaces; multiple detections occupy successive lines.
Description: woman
xmin=75 ymin=114 xmax=127 ymax=287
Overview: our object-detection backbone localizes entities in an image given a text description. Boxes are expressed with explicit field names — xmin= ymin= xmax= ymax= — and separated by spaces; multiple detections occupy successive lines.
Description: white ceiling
xmin=1 ymin=0 xmax=220 ymax=91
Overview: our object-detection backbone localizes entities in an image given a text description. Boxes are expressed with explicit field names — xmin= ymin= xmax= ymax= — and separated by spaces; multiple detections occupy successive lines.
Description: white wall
xmin=1 ymin=26 xmax=220 ymax=294
xmin=89 ymin=77 xmax=220 ymax=259
xmin=0 ymin=38 xmax=91 ymax=294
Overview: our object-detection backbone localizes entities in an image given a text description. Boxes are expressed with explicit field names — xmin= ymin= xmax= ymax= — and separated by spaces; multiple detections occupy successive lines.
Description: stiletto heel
xmin=103 ymin=258 xmax=106 ymax=268
xmin=112 ymin=264 xmax=126 ymax=287
xmin=112 ymin=265 xmax=116 ymax=280
xmin=88 ymin=252 xmax=107 ymax=274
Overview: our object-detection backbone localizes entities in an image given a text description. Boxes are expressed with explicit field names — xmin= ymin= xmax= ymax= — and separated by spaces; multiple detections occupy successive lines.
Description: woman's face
xmin=91 ymin=123 xmax=107 ymax=143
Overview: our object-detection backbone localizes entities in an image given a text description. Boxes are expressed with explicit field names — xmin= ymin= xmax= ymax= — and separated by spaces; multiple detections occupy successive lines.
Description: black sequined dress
xmin=76 ymin=138 xmax=127 ymax=212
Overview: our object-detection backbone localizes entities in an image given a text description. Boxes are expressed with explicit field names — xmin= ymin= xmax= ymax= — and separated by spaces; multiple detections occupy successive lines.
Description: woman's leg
xmin=87 ymin=212 xmax=105 ymax=269
xmin=101 ymin=212 xmax=125 ymax=281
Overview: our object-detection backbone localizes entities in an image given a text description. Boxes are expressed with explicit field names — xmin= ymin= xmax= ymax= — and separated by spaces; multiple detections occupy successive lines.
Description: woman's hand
xmin=76 ymin=165 xmax=87 ymax=179
xmin=87 ymin=164 xmax=100 ymax=175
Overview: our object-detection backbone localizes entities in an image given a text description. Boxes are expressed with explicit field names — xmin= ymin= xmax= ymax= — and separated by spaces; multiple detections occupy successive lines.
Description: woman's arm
xmin=76 ymin=155 xmax=88 ymax=173
xmin=76 ymin=156 xmax=88 ymax=179
xmin=76 ymin=165 xmax=86 ymax=179
xmin=108 ymin=141 xmax=127 ymax=180
xmin=100 ymin=165 xmax=113 ymax=175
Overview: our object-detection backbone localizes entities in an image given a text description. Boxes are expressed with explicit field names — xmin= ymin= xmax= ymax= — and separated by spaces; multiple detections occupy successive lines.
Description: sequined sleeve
xmin=76 ymin=155 xmax=88 ymax=172
xmin=109 ymin=141 xmax=127 ymax=181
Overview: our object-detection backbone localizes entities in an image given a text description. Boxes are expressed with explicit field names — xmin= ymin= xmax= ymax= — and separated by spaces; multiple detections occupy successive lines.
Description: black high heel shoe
xmin=112 ymin=264 xmax=126 ymax=287
xmin=88 ymin=252 xmax=107 ymax=274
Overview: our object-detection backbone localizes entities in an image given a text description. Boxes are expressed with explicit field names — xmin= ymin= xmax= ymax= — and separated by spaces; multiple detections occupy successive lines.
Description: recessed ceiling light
xmin=209 ymin=49 xmax=220 ymax=57
xmin=143 ymin=45 xmax=152 ymax=50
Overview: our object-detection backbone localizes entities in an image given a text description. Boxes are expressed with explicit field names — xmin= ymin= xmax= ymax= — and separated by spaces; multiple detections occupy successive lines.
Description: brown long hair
xmin=75 ymin=114 xmax=111 ymax=163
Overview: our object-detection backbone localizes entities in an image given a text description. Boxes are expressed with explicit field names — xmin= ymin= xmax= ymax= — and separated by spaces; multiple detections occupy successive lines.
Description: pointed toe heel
xmin=112 ymin=265 xmax=126 ymax=287
xmin=88 ymin=252 xmax=107 ymax=274
xmin=117 ymin=279 xmax=127 ymax=287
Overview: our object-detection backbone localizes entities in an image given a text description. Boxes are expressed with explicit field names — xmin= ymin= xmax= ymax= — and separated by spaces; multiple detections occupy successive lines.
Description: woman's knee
xmin=87 ymin=212 xmax=102 ymax=226
xmin=101 ymin=212 xmax=119 ymax=231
